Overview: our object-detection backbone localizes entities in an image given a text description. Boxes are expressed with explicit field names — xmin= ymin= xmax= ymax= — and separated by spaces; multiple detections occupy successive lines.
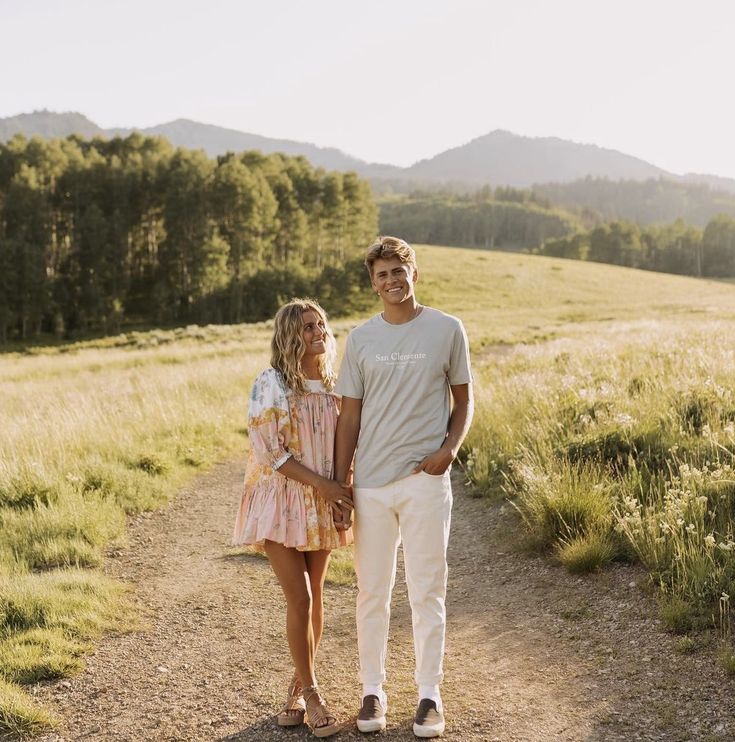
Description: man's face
xmin=371 ymin=257 xmax=418 ymax=307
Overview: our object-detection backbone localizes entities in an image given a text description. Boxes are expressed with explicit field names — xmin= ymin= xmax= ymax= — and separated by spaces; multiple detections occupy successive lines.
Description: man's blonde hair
xmin=270 ymin=298 xmax=336 ymax=394
xmin=364 ymin=235 xmax=417 ymax=277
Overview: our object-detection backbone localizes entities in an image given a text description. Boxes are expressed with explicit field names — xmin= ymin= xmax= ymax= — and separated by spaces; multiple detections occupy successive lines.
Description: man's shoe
xmin=357 ymin=693 xmax=387 ymax=733
xmin=413 ymin=698 xmax=445 ymax=738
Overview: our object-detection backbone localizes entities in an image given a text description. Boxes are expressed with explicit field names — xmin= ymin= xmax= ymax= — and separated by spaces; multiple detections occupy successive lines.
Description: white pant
xmin=354 ymin=471 xmax=453 ymax=686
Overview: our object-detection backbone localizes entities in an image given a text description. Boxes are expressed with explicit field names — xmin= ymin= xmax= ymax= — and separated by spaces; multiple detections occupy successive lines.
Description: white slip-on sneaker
xmin=413 ymin=698 xmax=445 ymax=738
xmin=357 ymin=693 xmax=387 ymax=733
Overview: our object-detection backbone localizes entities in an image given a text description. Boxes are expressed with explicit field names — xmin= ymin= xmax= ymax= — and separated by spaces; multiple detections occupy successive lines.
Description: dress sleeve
xmin=247 ymin=369 xmax=293 ymax=470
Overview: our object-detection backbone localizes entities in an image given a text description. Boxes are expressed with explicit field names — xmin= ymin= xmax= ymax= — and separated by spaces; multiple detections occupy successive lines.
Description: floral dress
xmin=233 ymin=367 xmax=353 ymax=551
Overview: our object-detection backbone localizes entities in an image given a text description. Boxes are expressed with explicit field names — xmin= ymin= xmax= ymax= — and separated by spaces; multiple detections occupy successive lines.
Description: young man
xmin=335 ymin=236 xmax=473 ymax=738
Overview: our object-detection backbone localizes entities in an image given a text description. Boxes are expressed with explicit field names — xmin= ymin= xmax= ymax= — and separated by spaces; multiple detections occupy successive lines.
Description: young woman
xmin=233 ymin=298 xmax=353 ymax=738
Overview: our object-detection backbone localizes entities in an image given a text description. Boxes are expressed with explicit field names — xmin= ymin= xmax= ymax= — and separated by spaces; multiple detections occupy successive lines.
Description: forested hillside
xmin=537 ymin=216 xmax=735 ymax=277
xmin=533 ymin=177 xmax=735 ymax=227
xmin=378 ymin=190 xmax=579 ymax=251
xmin=0 ymin=134 xmax=377 ymax=342
xmin=377 ymin=186 xmax=735 ymax=281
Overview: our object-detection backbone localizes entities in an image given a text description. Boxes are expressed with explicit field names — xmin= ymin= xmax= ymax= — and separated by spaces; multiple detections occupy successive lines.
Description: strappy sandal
xmin=302 ymin=684 xmax=339 ymax=738
xmin=276 ymin=673 xmax=305 ymax=727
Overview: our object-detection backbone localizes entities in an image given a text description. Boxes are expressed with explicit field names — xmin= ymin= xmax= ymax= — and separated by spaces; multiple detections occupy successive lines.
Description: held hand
xmin=412 ymin=448 xmax=454 ymax=476
xmin=333 ymin=502 xmax=353 ymax=531
xmin=316 ymin=478 xmax=354 ymax=514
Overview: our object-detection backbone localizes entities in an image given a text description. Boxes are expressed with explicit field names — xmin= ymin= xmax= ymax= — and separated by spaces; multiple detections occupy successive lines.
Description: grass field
xmin=2 ymin=244 xmax=735 ymax=733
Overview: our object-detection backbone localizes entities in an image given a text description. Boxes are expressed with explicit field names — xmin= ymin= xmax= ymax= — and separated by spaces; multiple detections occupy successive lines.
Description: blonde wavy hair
xmin=270 ymin=298 xmax=337 ymax=395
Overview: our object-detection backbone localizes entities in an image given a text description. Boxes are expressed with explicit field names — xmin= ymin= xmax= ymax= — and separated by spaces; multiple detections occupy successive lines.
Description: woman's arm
xmin=276 ymin=457 xmax=353 ymax=513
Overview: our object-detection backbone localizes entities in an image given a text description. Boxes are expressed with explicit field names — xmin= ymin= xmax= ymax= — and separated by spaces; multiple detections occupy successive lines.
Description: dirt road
xmin=36 ymin=461 xmax=735 ymax=741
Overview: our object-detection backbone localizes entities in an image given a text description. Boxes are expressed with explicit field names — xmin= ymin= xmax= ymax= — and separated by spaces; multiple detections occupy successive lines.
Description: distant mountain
xmin=0 ymin=110 xmax=104 ymax=140
xmin=3 ymin=111 xmax=734 ymax=196
xmin=110 ymin=118 xmax=402 ymax=176
xmin=404 ymin=129 xmax=669 ymax=187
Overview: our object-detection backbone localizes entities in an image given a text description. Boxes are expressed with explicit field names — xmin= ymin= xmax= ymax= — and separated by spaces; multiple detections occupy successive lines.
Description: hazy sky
xmin=2 ymin=0 xmax=735 ymax=176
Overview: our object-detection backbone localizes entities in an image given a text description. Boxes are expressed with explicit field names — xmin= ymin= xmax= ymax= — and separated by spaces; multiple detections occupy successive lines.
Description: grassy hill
xmin=411 ymin=244 xmax=735 ymax=345
xmin=2 ymin=246 xmax=735 ymax=733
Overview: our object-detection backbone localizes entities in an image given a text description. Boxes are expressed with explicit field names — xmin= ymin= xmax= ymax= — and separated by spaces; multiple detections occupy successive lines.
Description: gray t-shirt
xmin=336 ymin=306 xmax=472 ymax=488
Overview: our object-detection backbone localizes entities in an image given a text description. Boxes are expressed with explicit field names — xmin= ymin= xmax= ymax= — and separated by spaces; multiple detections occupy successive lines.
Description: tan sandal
xmin=276 ymin=673 xmax=305 ymax=727
xmin=303 ymin=684 xmax=339 ymax=738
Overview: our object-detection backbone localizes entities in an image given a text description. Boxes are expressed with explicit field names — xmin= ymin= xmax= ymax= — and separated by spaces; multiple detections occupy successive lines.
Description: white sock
xmin=418 ymin=684 xmax=442 ymax=711
xmin=363 ymin=684 xmax=387 ymax=706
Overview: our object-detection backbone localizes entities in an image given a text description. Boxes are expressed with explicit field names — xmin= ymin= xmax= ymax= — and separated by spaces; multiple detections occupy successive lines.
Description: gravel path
xmin=34 ymin=460 xmax=735 ymax=741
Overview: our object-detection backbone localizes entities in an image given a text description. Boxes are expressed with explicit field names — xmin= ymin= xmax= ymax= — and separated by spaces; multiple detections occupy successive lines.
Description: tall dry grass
xmin=4 ymin=246 xmax=735 ymax=730
xmin=464 ymin=320 xmax=735 ymax=610
xmin=0 ymin=323 xmax=272 ymax=732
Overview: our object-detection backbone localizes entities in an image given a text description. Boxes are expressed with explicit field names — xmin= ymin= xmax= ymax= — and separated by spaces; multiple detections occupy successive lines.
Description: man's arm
xmin=335 ymin=396 xmax=362 ymax=483
xmin=413 ymin=382 xmax=474 ymax=475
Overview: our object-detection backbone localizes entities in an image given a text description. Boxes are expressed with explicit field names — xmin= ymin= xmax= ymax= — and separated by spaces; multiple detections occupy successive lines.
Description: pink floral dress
xmin=233 ymin=367 xmax=353 ymax=551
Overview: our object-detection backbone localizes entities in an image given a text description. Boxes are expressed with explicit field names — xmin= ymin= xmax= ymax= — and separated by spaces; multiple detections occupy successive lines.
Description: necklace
xmin=382 ymin=303 xmax=423 ymax=325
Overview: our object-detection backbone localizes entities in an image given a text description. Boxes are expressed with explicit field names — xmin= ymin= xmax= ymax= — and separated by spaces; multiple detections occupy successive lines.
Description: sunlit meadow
xmin=464 ymin=320 xmax=735 ymax=618
xmin=0 ymin=323 xmax=272 ymax=733
xmin=3 ymin=245 xmax=735 ymax=731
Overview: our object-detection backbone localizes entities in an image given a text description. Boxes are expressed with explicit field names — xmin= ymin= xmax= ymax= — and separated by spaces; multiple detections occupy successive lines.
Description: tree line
xmin=0 ymin=134 xmax=378 ymax=342
xmin=537 ymin=216 xmax=735 ymax=277
xmin=532 ymin=177 xmax=735 ymax=229
xmin=378 ymin=191 xmax=578 ymax=251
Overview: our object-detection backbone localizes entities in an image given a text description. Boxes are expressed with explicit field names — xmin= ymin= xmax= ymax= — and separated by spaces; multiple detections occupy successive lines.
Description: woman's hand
xmin=316 ymin=478 xmax=354 ymax=515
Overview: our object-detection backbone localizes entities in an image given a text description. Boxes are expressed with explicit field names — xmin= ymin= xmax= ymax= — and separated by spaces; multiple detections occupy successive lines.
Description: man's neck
xmin=381 ymin=299 xmax=421 ymax=325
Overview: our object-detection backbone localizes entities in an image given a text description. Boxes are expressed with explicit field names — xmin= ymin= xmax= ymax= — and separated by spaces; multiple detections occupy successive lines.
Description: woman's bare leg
xmin=304 ymin=549 xmax=331 ymax=656
xmin=264 ymin=540 xmax=316 ymax=689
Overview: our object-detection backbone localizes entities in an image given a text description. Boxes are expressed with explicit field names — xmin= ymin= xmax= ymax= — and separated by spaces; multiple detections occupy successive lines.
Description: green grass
xmin=412 ymin=244 xmax=735 ymax=347
xmin=675 ymin=635 xmax=697 ymax=654
xmin=0 ymin=324 xmax=269 ymax=732
xmin=0 ymin=677 xmax=57 ymax=736
xmin=462 ymin=310 xmax=735 ymax=611
xmin=718 ymin=645 xmax=735 ymax=675
xmin=556 ymin=532 xmax=617 ymax=574
xmin=3 ymin=245 xmax=735 ymax=732
xmin=0 ymin=570 xmax=132 ymax=733
xmin=326 ymin=547 xmax=356 ymax=586
xmin=659 ymin=596 xmax=696 ymax=634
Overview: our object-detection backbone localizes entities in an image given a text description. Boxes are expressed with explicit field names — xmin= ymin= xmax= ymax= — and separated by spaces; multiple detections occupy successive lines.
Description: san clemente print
xmin=375 ymin=352 xmax=427 ymax=364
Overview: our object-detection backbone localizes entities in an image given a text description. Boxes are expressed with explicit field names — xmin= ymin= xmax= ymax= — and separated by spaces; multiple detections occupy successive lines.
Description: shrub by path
xmin=31 ymin=460 xmax=735 ymax=741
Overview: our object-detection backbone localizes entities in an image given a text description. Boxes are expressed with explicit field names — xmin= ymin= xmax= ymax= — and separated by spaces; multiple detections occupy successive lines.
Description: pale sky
xmin=2 ymin=0 xmax=735 ymax=177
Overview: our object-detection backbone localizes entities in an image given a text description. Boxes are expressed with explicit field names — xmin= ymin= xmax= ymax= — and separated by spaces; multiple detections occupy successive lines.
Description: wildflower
xmin=614 ymin=413 xmax=635 ymax=426
xmin=705 ymin=534 xmax=716 ymax=547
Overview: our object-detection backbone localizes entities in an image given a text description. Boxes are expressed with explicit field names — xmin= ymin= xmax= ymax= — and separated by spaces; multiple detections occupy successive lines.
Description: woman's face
xmin=301 ymin=310 xmax=326 ymax=358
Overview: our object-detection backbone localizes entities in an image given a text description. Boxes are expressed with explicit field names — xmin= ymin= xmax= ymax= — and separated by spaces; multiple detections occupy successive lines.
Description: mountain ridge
xmin=2 ymin=110 xmax=735 ymax=193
